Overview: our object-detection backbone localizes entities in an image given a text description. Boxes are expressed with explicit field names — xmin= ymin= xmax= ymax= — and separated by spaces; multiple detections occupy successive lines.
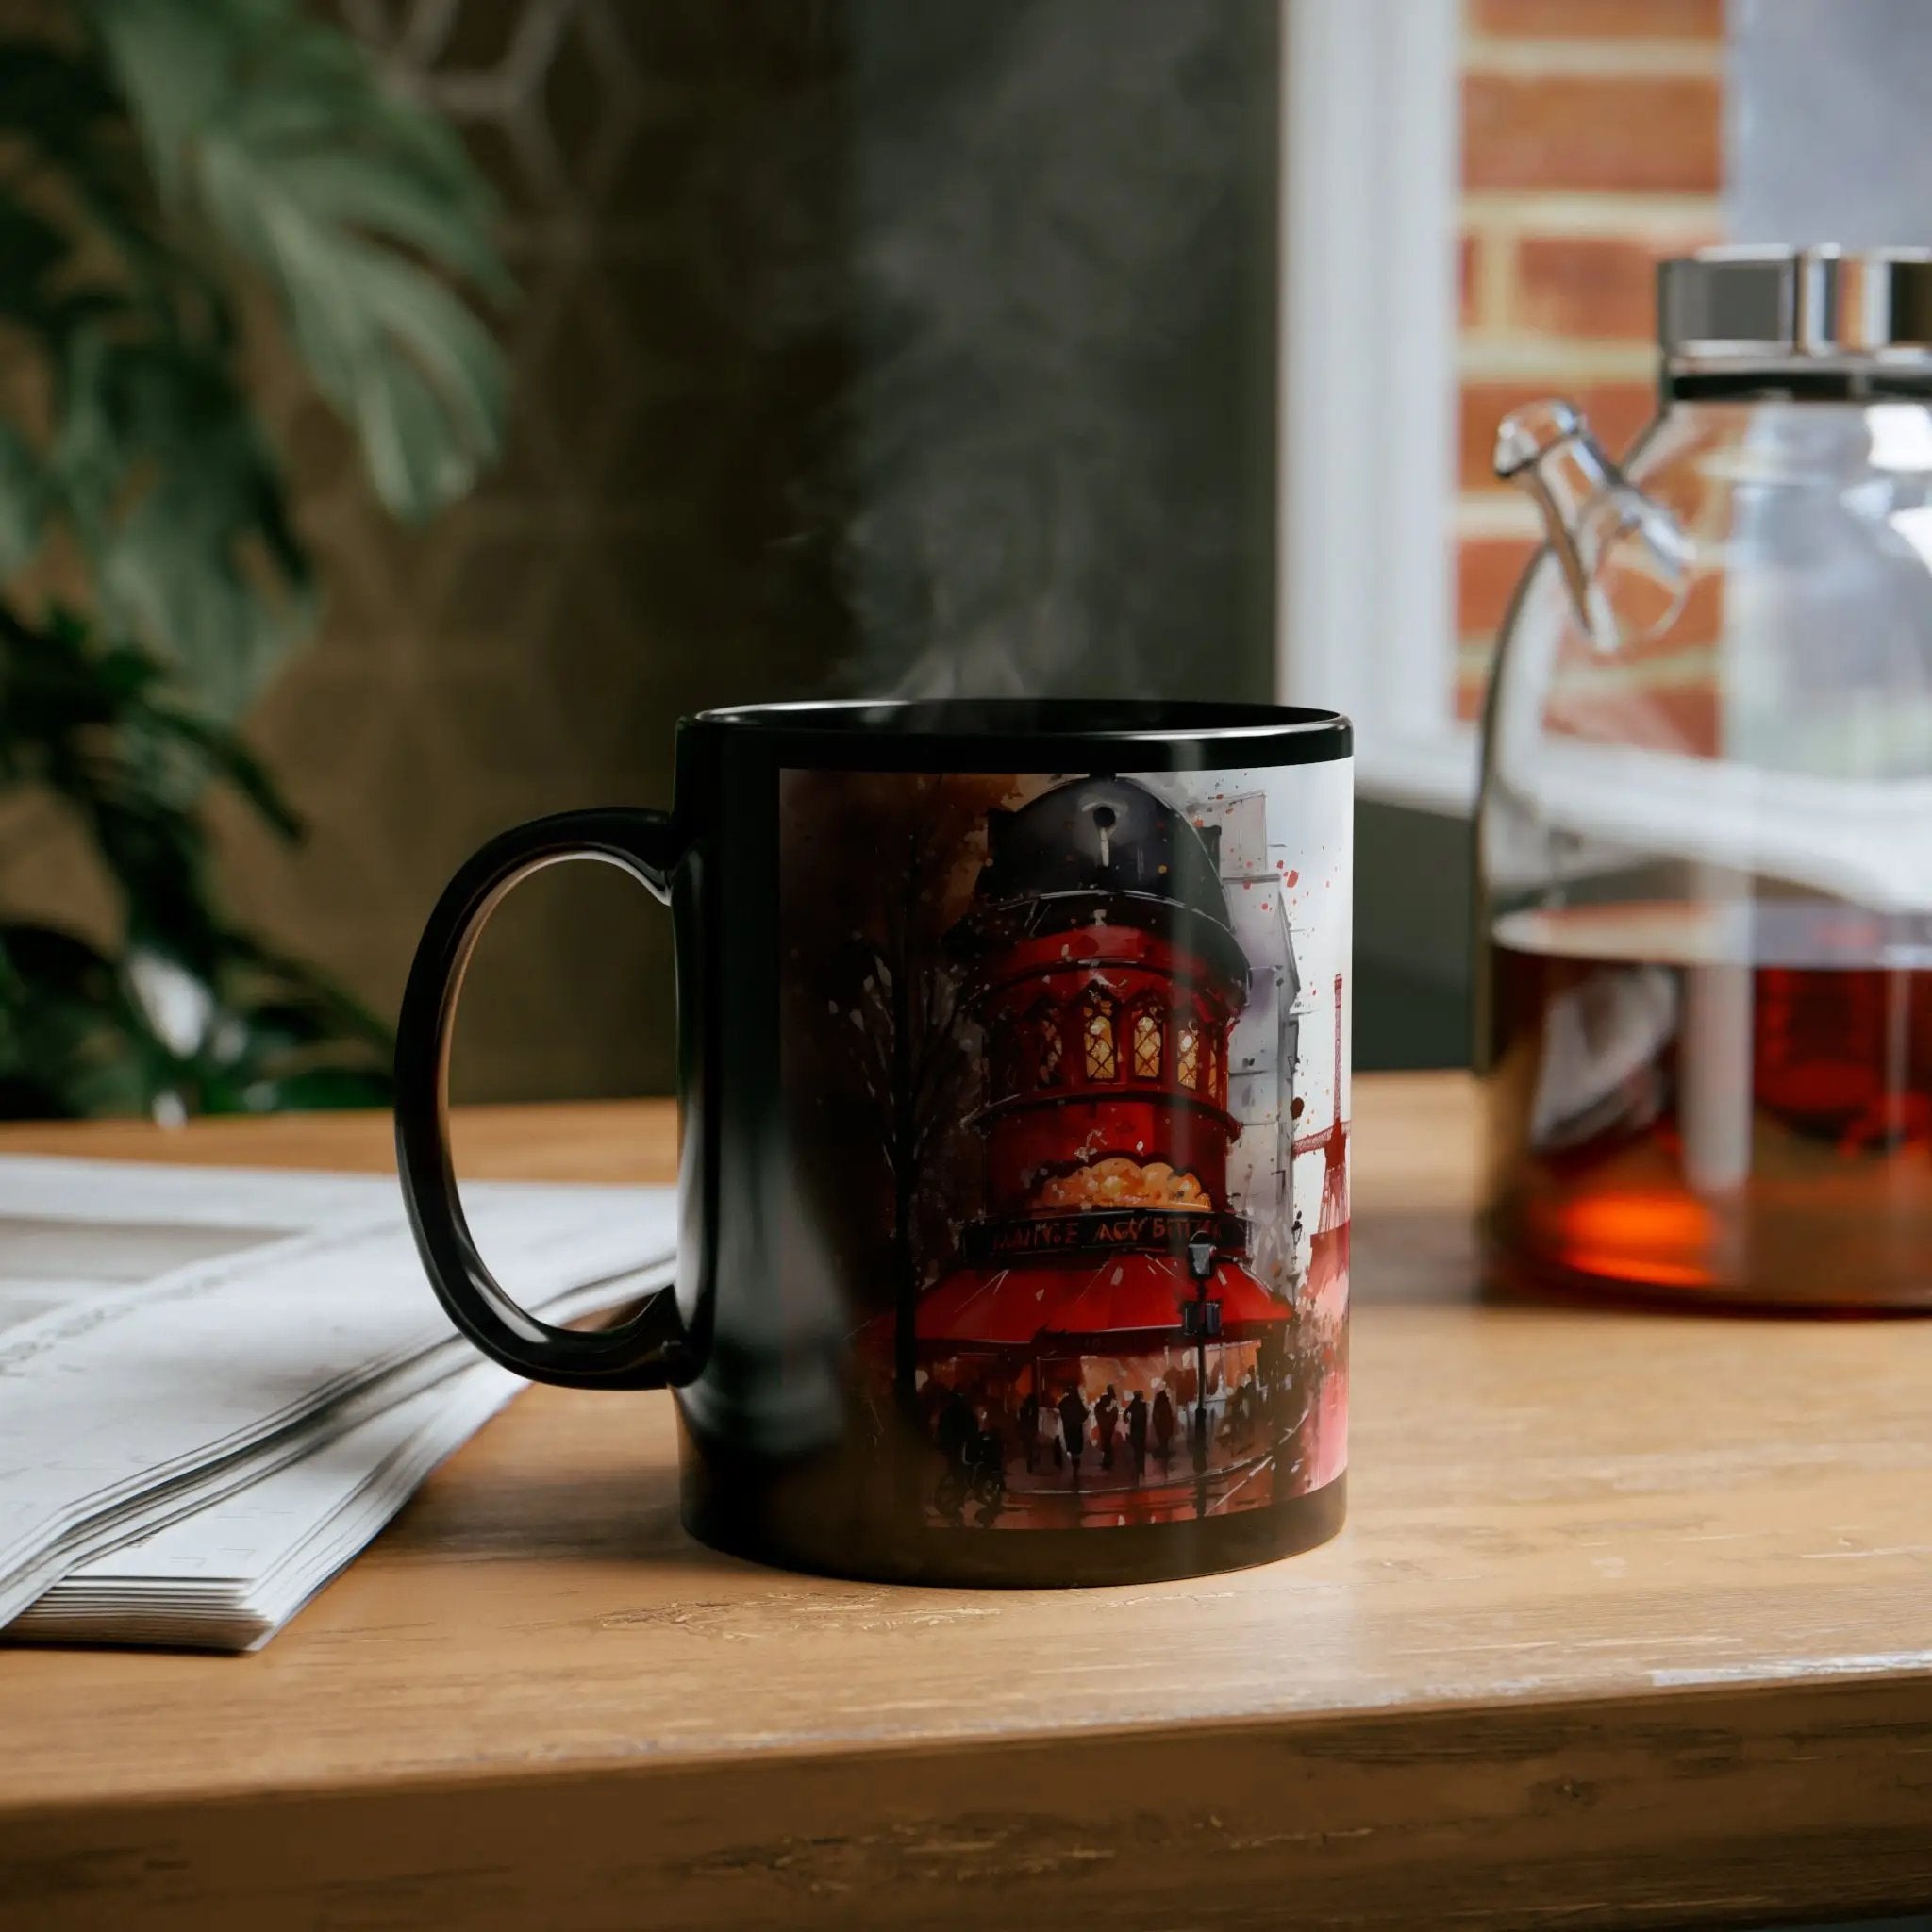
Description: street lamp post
xmin=1183 ymin=1232 xmax=1221 ymax=1483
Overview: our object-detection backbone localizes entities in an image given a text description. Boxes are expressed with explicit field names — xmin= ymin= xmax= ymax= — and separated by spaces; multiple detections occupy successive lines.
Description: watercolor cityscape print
xmin=780 ymin=761 xmax=1350 ymax=1531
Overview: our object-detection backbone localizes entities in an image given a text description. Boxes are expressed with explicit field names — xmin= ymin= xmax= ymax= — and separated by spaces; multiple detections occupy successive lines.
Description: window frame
xmin=1079 ymin=987 xmax=1119 ymax=1084
xmin=1129 ymin=1001 xmax=1165 ymax=1082
xmin=1276 ymin=0 xmax=1474 ymax=815
xmin=1174 ymin=1015 xmax=1202 ymax=1092
xmin=1031 ymin=1001 xmax=1065 ymax=1089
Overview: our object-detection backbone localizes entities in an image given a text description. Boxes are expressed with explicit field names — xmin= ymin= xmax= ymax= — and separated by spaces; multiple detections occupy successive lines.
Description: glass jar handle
xmin=1495 ymin=398 xmax=1692 ymax=651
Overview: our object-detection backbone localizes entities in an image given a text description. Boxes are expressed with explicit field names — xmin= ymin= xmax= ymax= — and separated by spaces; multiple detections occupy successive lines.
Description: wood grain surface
xmin=3 ymin=1075 xmax=1931 ymax=1930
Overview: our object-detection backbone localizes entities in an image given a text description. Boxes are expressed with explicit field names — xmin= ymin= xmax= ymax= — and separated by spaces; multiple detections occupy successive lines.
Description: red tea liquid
xmin=1484 ymin=902 xmax=1932 ymax=1308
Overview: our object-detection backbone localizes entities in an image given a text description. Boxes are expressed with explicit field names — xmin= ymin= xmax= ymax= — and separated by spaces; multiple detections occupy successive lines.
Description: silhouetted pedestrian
xmin=937 ymin=1385 xmax=975 ymax=1467
xmin=1018 ymin=1389 xmax=1041 ymax=1472
xmin=1152 ymin=1386 xmax=1175 ymax=1471
xmin=1235 ymin=1370 xmax=1257 ymax=1443
xmin=1094 ymin=1386 xmax=1120 ymax=1472
xmin=1125 ymin=1390 xmax=1149 ymax=1480
xmin=1057 ymin=1386 xmax=1089 ymax=1487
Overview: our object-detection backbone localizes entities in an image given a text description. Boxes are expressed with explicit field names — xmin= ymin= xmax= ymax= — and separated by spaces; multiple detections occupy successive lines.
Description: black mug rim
xmin=685 ymin=698 xmax=1352 ymax=771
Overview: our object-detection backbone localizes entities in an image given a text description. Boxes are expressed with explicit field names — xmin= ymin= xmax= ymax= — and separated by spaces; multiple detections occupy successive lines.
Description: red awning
xmin=914 ymin=1251 xmax=1291 ymax=1354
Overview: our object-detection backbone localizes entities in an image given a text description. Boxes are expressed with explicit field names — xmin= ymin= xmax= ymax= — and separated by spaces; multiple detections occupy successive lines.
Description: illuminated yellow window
xmin=1035 ymin=1008 xmax=1063 ymax=1086
xmin=1081 ymin=990 xmax=1117 ymax=1081
xmin=1203 ymin=1032 xmax=1219 ymax=1099
xmin=1176 ymin=1018 xmax=1200 ymax=1090
xmin=1131 ymin=1008 xmax=1163 ymax=1080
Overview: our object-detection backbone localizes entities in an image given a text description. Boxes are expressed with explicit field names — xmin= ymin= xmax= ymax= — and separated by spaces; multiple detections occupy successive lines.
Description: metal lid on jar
xmin=1658 ymin=246 xmax=1932 ymax=367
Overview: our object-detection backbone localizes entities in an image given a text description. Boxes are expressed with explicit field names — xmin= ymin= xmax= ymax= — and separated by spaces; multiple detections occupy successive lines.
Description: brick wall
xmin=1454 ymin=0 xmax=1724 ymax=721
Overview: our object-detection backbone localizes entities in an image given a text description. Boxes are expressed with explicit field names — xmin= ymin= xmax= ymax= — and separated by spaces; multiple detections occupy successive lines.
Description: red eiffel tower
xmin=1290 ymin=973 xmax=1348 ymax=1241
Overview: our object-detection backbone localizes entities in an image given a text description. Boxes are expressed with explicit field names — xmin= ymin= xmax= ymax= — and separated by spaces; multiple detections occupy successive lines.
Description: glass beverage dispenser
xmin=1480 ymin=247 xmax=1932 ymax=1309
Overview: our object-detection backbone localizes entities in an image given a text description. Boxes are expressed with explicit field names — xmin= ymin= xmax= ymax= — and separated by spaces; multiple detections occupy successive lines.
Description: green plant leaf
xmin=87 ymin=0 xmax=512 ymax=523
xmin=0 ymin=424 xmax=45 ymax=575
xmin=0 ymin=202 xmax=68 ymax=330
xmin=0 ymin=0 xmax=477 ymax=1120
xmin=267 ymin=233 xmax=508 ymax=516
xmin=0 ymin=603 xmax=304 ymax=984
xmin=253 ymin=149 xmax=510 ymax=304
xmin=0 ymin=922 xmax=151 ymax=1119
xmin=0 ymin=36 xmax=190 ymax=330
xmin=222 ymin=935 xmax=394 ymax=1052
xmin=0 ymin=41 xmax=125 ymax=177
xmin=75 ymin=0 xmax=226 ymax=205
xmin=146 ymin=702 xmax=302 ymax=839
xmin=47 ymin=330 xmax=314 ymax=714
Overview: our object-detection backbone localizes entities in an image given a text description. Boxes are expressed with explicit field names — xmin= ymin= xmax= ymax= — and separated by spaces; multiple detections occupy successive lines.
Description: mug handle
xmin=394 ymin=808 xmax=697 ymax=1391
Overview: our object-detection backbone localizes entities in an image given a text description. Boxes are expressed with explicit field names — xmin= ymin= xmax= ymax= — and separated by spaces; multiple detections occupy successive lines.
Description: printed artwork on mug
xmin=780 ymin=762 xmax=1351 ymax=1532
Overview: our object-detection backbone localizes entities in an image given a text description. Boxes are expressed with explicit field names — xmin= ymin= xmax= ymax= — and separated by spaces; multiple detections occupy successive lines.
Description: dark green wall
xmin=1355 ymin=801 xmax=1473 ymax=1072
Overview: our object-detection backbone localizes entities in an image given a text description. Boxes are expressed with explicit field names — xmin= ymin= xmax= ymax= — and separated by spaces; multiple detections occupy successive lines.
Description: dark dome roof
xmin=951 ymin=776 xmax=1248 ymax=994
xmin=974 ymin=776 xmax=1229 ymax=921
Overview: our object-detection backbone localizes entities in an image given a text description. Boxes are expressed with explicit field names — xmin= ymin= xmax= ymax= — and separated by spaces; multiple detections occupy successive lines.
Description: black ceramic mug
xmin=396 ymin=700 xmax=1353 ymax=1587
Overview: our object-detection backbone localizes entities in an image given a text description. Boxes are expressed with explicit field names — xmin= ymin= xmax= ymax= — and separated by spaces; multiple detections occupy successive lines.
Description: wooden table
xmin=3 ymin=1074 xmax=1931 ymax=1931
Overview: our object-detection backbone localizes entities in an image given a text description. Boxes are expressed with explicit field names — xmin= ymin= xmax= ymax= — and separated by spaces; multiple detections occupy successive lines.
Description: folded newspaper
xmin=0 ymin=1155 xmax=675 ymax=1652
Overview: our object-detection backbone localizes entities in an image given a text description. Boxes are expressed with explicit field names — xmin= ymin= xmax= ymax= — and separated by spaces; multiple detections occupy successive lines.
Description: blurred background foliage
xmin=0 ymin=0 xmax=1284 ymax=1112
xmin=0 ymin=0 xmax=507 ymax=1118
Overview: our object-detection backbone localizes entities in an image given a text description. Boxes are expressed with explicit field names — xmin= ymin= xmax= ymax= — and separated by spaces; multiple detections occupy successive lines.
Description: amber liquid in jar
xmin=1483 ymin=902 xmax=1932 ymax=1309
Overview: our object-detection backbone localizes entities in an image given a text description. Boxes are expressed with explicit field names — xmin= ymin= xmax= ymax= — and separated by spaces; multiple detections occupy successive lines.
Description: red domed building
xmin=913 ymin=775 xmax=1295 ymax=1509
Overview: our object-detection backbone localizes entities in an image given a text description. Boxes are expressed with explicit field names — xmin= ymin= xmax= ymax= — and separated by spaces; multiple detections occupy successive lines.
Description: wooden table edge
xmin=8 ymin=1671 xmax=1932 ymax=1929
xmin=8 ymin=1078 xmax=1932 ymax=1930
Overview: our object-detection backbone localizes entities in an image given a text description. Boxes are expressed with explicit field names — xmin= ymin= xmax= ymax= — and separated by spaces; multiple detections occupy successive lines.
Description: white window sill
xmin=1277 ymin=0 xmax=1469 ymax=826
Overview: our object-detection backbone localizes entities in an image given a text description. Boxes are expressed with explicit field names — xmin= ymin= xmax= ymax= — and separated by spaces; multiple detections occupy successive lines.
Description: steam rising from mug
xmin=835 ymin=1 xmax=1261 ymax=699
